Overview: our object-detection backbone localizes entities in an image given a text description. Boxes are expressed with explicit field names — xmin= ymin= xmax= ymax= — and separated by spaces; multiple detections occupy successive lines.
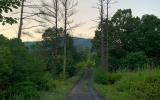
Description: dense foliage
xmin=94 ymin=68 xmax=122 ymax=85
xmin=92 ymin=9 xmax=160 ymax=71
xmin=32 ymin=27 xmax=79 ymax=78
xmin=76 ymin=48 xmax=96 ymax=68
xmin=0 ymin=35 xmax=54 ymax=99
xmin=95 ymin=69 xmax=160 ymax=100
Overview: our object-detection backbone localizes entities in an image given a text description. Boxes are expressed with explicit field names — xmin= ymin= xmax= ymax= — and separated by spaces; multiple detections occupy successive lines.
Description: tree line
xmin=93 ymin=9 xmax=160 ymax=71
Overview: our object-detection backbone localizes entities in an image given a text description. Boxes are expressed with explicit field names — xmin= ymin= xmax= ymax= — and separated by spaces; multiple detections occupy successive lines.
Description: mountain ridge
xmin=24 ymin=37 xmax=92 ymax=49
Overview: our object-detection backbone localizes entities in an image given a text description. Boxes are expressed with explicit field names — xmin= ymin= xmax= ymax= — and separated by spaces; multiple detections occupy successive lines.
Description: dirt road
xmin=68 ymin=69 xmax=102 ymax=100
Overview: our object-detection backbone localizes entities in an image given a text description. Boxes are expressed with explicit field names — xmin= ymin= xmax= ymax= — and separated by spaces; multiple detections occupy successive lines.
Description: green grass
xmin=95 ymin=83 xmax=130 ymax=100
xmin=94 ymin=68 xmax=160 ymax=100
xmin=40 ymin=75 xmax=80 ymax=100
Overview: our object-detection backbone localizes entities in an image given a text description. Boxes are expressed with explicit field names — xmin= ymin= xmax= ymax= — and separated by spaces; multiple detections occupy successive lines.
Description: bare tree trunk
xmin=55 ymin=0 xmax=58 ymax=33
xmin=63 ymin=0 xmax=67 ymax=79
xmin=100 ymin=0 xmax=105 ymax=69
xmin=18 ymin=0 xmax=25 ymax=39
xmin=61 ymin=0 xmax=77 ymax=79
xmin=54 ymin=0 xmax=58 ymax=55
xmin=105 ymin=0 xmax=109 ymax=71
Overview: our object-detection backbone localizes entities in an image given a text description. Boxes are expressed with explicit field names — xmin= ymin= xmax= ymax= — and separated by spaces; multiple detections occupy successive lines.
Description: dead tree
xmin=60 ymin=0 xmax=78 ymax=79
xmin=38 ymin=0 xmax=59 ymax=31
xmin=55 ymin=0 xmax=58 ymax=33
xmin=17 ymin=0 xmax=60 ymax=54
xmin=96 ymin=0 xmax=116 ymax=70
xmin=105 ymin=0 xmax=117 ymax=70
xmin=17 ymin=0 xmax=46 ymax=39
xmin=18 ymin=0 xmax=25 ymax=39
xmin=97 ymin=0 xmax=106 ymax=69
xmin=105 ymin=0 xmax=109 ymax=71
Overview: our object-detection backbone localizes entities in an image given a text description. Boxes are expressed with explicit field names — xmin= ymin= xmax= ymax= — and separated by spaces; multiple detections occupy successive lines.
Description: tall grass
xmin=94 ymin=68 xmax=160 ymax=100
xmin=0 ymin=95 xmax=38 ymax=100
xmin=40 ymin=71 xmax=82 ymax=100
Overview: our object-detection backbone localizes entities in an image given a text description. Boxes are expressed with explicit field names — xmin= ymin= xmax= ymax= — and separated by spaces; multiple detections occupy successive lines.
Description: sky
xmin=0 ymin=0 xmax=160 ymax=41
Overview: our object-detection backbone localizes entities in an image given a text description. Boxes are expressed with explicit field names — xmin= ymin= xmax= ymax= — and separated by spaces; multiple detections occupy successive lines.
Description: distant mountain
xmin=24 ymin=37 xmax=92 ymax=49
xmin=24 ymin=41 xmax=40 ymax=51
xmin=73 ymin=37 xmax=92 ymax=48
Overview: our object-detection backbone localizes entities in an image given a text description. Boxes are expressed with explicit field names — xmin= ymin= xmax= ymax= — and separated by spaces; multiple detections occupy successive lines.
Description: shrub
xmin=0 ymin=47 xmax=12 ymax=89
xmin=94 ymin=68 xmax=122 ymax=85
xmin=0 ymin=81 xmax=39 ymax=100
xmin=94 ymin=68 xmax=108 ymax=85
xmin=113 ymin=70 xmax=160 ymax=100
xmin=77 ymin=54 xmax=96 ymax=68
xmin=12 ymin=81 xmax=39 ymax=100
xmin=122 ymin=51 xmax=147 ymax=70
xmin=130 ymin=72 xmax=160 ymax=100
xmin=0 ymin=36 xmax=55 ymax=99
xmin=95 ymin=69 xmax=160 ymax=100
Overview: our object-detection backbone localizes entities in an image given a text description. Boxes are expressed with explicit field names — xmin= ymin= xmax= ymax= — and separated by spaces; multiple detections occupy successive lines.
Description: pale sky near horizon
xmin=0 ymin=0 xmax=160 ymax=41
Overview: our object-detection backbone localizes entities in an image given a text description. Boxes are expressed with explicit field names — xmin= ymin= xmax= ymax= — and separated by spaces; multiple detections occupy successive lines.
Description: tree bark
xmin=63 ymin=0 xmax=67 ymax=80
xmin=100 ymin=0 xmax=105 ymax=69
xmin=105 ymin=0 xmax=109 ymax=71
xmin=55 ymin=0 xmax=58 ymax=55
xmin=18 ymin=0 xmax=25 ymax=39
xmin=55 ymin=0 xmax=58 ymax=33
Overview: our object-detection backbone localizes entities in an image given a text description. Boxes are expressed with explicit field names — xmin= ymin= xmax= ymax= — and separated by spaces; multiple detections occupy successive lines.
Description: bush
xmin=0 ymin=47 xmax=12 ymax=90
xmin=94 ymin=68 xmax=122 ymax=85
xmin=129 ymin=71 xmax=160 ymax=100
xmin=94 ymin=68 xmax=108 ymax=84
xmin=35 ymin=72 xmax=56 ymax=91
xmin=98 ymin=69 xmax=160 ymax=100
xmin=0 ymin=81 xmax=39 ymax=100
xmin=121 ymin=51 xmax=147 ymax=70
xmin=77 ymin=54 xmax=96 ymax=68
xmin=0 ymin=36 xmax=55 ymax=99
xmin=12 ymin=81 xmax=39 ymax=100
xmin=46 ymin=55 xmax=77 ymax=78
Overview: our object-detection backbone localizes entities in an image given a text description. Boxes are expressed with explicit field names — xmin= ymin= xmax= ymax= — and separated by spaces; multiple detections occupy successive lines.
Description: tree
xmin=99 ymin=0 xmax=106 ymax=69
xmin=105 ymin=0 xmax=110 ymax=70
xmin=0 ymin=0 xmax=21 ymax=25
xmin=42 ymin=27 xmax=63 ymax=54
xmin=0 ymin=35 xmax=55 ymax=99
xmin=93 ymin=9 xmax=140 ymax=70
xmin=122 ymin=51 xmax=147 ymax=70
xmin=17 ymin=0 xmax=46 ymax=39
xmin=95 ymin=0 xmax=115 ymax=70
xmin=140 ymin=15 xmax=160 ymax=63
xmin=93 ymin=9 xmax=160 ymax=71
xmin=60 ymin=0 xmax=78 ymax=79
xmin=111 ymin=9 xmax=141 ymax=52
xmin=18 ymin=0 xmax=25 ymax=39
xmin=42 ymin=27 xmax=77 ymax=78
xmin=38 ymin=0 xmax=59 ymax=31
xmin=25 ymin=0 xmax=61 ymax=55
